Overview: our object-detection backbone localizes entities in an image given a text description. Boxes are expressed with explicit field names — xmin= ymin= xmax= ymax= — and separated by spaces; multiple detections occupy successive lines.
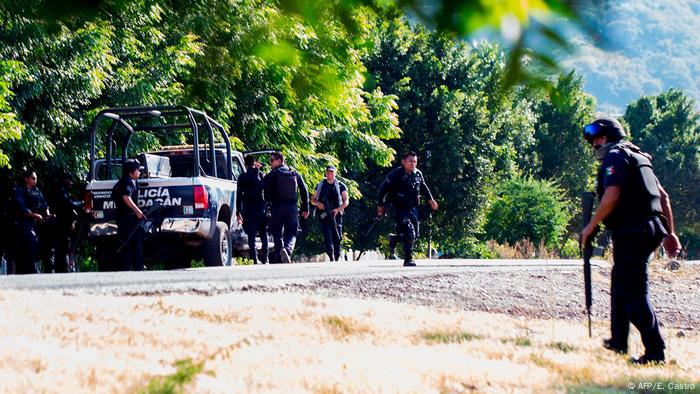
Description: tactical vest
xmin=600 ymin=145 xmax=663 ymax=229
xmin=389 ymin=168 xmax=422 ymax=210
xmin=272 ymin=166 xmax=298 ymax=204
xmin=315 ymin=180 xmax=342 ymax=209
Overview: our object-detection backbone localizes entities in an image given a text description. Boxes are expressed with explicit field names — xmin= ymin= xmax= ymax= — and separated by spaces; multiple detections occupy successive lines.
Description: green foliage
xmin=623 ymin=89 xmax=700 ymax=240
xmin=0 ymin=60 xmax=27 ymax=168
xmin=528 ymin=71 xmax=597 ymax=232
xmin=141 ymin=358 xmax=207 ymax=394
xmin=484 ymin=176 xmax=572 ymax=249
xmin=558 ymin=238 xmax=580 ymax=259
xmin=359 ymin=19 xmax=537 ymax=253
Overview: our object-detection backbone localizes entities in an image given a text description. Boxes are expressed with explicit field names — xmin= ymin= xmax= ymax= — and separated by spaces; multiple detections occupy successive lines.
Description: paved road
xmin=0 ymin=259 xmax=605 ymax=295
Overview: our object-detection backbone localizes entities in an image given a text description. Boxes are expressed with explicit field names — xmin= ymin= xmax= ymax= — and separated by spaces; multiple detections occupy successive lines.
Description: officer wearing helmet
xmin=581 ymin=116 xmax=681 ymax=365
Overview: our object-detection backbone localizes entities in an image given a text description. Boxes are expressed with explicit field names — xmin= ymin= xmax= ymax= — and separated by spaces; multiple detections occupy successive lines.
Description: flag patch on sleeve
xmin=606 ymin=166 xmax=615 ymax=176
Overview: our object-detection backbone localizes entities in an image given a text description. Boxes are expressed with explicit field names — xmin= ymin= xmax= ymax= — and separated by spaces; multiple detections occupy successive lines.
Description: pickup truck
xmin=84 ymin=105 xmax=269 ymax=269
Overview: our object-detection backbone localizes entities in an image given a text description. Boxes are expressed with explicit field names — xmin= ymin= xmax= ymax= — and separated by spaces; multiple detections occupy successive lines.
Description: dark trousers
xmin=117 ymin=216 xmax=144 ymax=271
xmin=53 ymin=221 xmax=72 ymax=273
xmin=15 ymin=221 xmax=40 ymax=274
xmin=610 ymin=217 xmax=666 ymax=356
xmin=270 ymin=204 xmax=299 ymax=262
xmin=242 ymin=208 xmax=269 ymax=264
xmin=394 ymin=208 xmax=419 ymax=262
xmin=320 ymin=215 xmax=343 ymax=261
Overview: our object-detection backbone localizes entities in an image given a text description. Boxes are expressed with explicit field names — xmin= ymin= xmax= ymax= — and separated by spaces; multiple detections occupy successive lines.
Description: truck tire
xmin=203 ymin=222 xmax=231 ymax=267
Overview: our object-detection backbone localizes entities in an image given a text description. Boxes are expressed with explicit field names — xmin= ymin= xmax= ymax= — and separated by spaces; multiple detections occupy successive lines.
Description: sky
xmin=561 ymin=0 xmax=700 ymax=113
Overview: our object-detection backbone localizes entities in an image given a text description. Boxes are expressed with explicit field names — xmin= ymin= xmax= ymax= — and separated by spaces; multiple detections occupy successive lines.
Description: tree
xmin=484 ymin=176 xmax=572 ymax=249
xmin=623 ymin=89 xmax=700 ymax=257
xmin=358 ymin=19 xmax=538 ymax=256
xmin=525 ymin=71 xmax=597 ymax=235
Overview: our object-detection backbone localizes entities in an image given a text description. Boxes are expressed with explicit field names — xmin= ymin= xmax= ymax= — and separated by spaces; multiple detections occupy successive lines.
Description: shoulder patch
xmin=605 ymin=166 xmax=615 ymax=176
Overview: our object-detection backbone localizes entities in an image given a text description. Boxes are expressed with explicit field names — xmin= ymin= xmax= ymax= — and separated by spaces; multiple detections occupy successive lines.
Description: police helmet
xmin=583 ymin=116 xmax=626 ymax=143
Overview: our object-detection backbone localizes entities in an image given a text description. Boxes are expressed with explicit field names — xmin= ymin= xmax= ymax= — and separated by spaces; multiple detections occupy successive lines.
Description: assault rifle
xmin=581 ymin=192 xmax=599 ymax=338
xmin=363 ymin=214 xmax=385 ymax=237
xmin=317 ymin=192 xmax=341 ymax=241
xmin=116 ymin=202 xmax=162 ymax=254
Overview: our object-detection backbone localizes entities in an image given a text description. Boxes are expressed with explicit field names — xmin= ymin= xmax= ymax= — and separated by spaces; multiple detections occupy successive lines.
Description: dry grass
xmin=0 ymin=290 xmax=698 ymax=393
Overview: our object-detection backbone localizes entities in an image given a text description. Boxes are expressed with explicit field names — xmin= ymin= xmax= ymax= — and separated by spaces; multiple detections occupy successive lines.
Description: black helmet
xmin=583 ymin=116 xmax=626 ymax=143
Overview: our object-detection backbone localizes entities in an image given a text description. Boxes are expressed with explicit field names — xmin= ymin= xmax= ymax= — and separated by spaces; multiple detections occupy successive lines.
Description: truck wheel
xmin=203 ymin=222 xmax=231 ymax=267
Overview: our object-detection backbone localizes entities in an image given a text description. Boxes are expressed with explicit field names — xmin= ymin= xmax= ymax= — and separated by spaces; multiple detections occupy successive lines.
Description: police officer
xmin=14 ymin=170 xmax=52 ymax=274
xmin=263 ymin=152 xmax=309 ymax=264
xmin=311 ymin=165 xmax=349 ymax=262
xmin=0 ymin=175 xmax=16 ymax=274
xmin=52 ymin=174 xmax=83 ymax=273
xmin=377 ymin=151 xmax=438 ymax=267
xmin=112 ymin=160 xmax=145 ymax=271
xmin=236 ymin=155 xmax=269 ymax=264
xmin=581 ymin=116 xmax=681 ymax=365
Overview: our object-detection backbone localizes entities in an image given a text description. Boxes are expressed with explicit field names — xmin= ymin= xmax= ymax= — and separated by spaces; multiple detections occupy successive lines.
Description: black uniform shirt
xmin=113 ymin=177 xmax=138 ymax=219
xmin=318 ymin=180 xmax=347 ymax=210
xmin=15 ymin=186 xmax=48 ymax=221
xmin=236 ymin=167 xmax=266 ymax=213
xmin=55 ymin=185 xmax=82 ymax=224
xmin=377 ymin=167 xmax=434 ymax=211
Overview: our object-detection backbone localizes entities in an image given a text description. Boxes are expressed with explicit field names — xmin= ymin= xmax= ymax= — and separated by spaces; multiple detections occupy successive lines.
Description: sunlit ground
xmin=0 ymin=290 xmax=698 ymax=393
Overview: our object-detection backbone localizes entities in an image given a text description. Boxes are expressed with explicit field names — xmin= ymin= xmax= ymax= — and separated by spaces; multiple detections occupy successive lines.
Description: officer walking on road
xmin=14 ymin=170 xmax=52 ymax=274
xmin=236 ymin=155 xmax=269 ymax=264
xmin=263 ymin=152 xmax=309 ymax=264
xmin=112 ymin=160 xmax=145 ymax=271
xmin=52 ymin=174 xmax=83 ymax=273
xmin=311 ymin=165 xmax=349 ymax=262
xmin=581 ymin=116 xmax=681 ymax=365
xmin=377 ymin=151 xmax=438 ymax=267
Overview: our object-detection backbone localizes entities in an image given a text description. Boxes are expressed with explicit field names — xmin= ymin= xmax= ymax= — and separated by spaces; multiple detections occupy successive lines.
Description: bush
xmin=558 ymin=238 xmax=580 ymax=259
xmin=484 ymin=177 xmax=572 ymax=249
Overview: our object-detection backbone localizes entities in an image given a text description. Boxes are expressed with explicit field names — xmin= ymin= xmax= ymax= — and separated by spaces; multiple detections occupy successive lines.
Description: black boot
xmin=603 ymin=338 xmax=627 ymax=354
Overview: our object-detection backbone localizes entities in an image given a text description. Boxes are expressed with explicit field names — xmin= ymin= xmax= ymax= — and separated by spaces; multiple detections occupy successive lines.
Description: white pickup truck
xmin=84 ymin=106 xmax=268 ymax=270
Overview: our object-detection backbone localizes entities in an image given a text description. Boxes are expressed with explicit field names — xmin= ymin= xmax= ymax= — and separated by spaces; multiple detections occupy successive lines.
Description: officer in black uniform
xmin=311 ymin=165 xmax=349 ymax=262
xmin=14 ymin=170 xmax=52 ymax=274
xmin=581 ymin=116 xmax=681 ymax=365
xmin=52 ymin=174 xmax=83 ymax=273
xmin=377 ymin=151 xmax=438 ymax=267
xmin=0 ymin=175 xmax=16 ymax=274
xmin=236 ymin=155 xmax=269 ymax=264
xmin=263 ymin=152 xmax=309 ymax=264
xmin=112 ymin=160 xmax=145 ymax=271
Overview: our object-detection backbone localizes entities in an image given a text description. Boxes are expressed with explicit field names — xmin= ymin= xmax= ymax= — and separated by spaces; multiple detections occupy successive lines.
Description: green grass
xmin=323 ymin=316 xmax=370 ymax=338
xmin=421 ymin=331 xmax=482 ymax=344
xmin=190 ymin=260 xmax=205 ymax=268
xmin=235 ymin=257 xmax=254 ymax=266
xmin=140 ymin=358 xmax=208 ymax=394
xmin=567 ymin=380 xmax=699 ymax=394
xmin=548 ymin=341 xmax=576 ymax=353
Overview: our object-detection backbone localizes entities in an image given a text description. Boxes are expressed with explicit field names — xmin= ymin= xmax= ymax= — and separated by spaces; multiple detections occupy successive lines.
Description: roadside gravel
xmin=244 ymin=262 xmax=700 ymax=331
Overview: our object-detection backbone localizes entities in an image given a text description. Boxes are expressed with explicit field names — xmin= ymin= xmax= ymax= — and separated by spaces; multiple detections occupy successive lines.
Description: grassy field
xmin=0 ymin=290 xmax=698 ymax=393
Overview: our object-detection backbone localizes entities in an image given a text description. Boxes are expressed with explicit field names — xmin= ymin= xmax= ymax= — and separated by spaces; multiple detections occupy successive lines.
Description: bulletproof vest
xmin=601 ymin=146 xmax=663 ymax=229
xmin=271 ymin=166 xmax=298 ymax=204
xmin=316 ymin=180 xmax=342 ymax=209
xmin=389 ymin=168 xmax=422 ymax=210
